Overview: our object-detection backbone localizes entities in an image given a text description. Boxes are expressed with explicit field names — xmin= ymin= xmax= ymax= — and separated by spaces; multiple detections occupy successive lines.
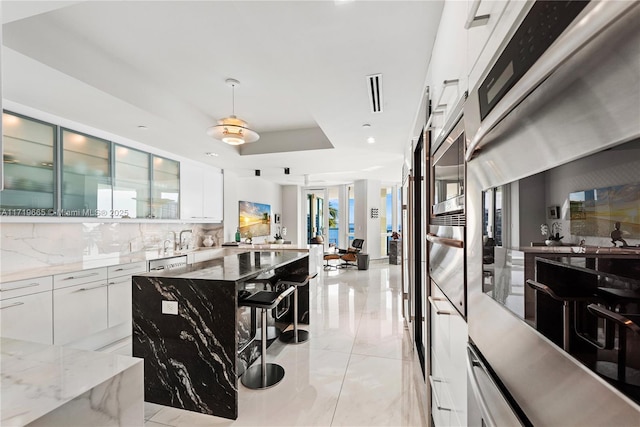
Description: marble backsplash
xmin=0 ymin=222 xmax=224 ymax=276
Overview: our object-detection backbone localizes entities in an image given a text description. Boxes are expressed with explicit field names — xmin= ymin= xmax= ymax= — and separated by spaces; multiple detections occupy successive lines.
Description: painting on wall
xmin=569 ymin=183 xmax=640 ymax=237
xmin=239 ymin=201 xmax=271 ymax=238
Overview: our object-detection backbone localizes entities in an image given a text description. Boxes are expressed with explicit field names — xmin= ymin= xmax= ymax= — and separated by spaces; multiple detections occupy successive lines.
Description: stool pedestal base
xmin=241 ymin=363 xmax=285 ymax=389
xmin=279 ymin=329 xmax=309 ymax=344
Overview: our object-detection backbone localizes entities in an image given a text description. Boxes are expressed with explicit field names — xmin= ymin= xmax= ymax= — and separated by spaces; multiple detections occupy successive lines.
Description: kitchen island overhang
xmin=132 ymin=250 xmax=310 ymax=420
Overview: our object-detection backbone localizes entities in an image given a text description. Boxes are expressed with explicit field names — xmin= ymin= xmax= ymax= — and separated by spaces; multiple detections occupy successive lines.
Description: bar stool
xmin=587 ymin=304 xmax=640 ymax=385
xmin=240 ymin=286 xmax=295 ymax=389
xmin=526 ymin=279 xmax=605 ymax=352
xmin=250 ymin=278 xmax=285 ymax=341
xmin=278 ymin=272 xmax=318 ymax=344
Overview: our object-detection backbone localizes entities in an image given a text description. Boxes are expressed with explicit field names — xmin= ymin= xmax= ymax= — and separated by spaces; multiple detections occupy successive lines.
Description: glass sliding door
xmin=61 ymin=128 xmax=111 ymax=217
xmin=1 ymin=112 xmax=56 ymax=213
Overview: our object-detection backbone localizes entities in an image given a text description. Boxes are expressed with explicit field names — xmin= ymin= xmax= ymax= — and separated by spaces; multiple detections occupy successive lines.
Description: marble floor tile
xmin=143 ymin=263 xmax=426 ymax=427
xmin=331 ymin=353 xmax=424 ymax=426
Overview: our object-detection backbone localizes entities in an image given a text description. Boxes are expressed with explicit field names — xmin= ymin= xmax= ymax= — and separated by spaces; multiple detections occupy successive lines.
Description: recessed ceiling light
xmin=367 ymin=137 xmax=376 ymax=144
xmin=205 ymin=152 xmax=219 ymax=157
xmin=137 ymin=125 xmax=148 ymax=130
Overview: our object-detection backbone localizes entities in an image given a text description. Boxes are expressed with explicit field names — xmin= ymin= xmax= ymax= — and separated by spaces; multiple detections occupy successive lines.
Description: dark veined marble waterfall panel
xmin=132 ymin=275 xmax=238 ymax=419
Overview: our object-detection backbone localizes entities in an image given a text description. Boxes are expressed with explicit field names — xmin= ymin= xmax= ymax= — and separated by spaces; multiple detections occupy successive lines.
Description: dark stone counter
xmin=132 ymin=250 xmax=309 ymax=420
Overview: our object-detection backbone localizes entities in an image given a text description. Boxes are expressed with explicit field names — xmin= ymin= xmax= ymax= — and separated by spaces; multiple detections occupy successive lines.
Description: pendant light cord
xmin=231 ymin=83 xmax=236 ymax=116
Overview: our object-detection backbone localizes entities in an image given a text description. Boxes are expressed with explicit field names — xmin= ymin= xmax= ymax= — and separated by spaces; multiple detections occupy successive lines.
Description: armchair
xmin=338 ymin=238 xmax=365 ymax=268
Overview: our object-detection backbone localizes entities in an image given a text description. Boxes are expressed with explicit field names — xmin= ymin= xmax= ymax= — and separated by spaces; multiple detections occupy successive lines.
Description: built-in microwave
xmin=431 ymin=117 xmax=465 ymax=216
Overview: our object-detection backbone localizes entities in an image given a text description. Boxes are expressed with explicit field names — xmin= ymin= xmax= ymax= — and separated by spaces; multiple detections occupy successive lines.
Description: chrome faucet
xmin=163 ymin=231 xmax=177 ymax=254
xmin=162 ymin=239 xmax=173 ymax=255
xmin=179 ymin=229 xmax=192 ymax=250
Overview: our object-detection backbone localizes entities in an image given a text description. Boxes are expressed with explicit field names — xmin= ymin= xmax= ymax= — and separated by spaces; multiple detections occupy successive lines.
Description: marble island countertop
xmin=142 ymin=250 xmax=308 ymax=282
xmin=0 ymin=244 xmax=312 ymax=284
xmin=0 ymin=338 xmax=143 ymax=427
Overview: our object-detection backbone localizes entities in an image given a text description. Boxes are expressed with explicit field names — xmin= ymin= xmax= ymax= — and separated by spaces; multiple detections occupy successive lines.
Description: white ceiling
xmin=2 ymin=1 xmax=443 ymax=186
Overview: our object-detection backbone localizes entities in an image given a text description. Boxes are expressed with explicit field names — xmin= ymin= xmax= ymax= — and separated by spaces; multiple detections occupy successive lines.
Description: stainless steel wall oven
xmin=464 ymin=1 xmax=640 ymax=424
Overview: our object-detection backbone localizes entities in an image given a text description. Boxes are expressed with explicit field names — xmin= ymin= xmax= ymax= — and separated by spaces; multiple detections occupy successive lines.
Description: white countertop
xmin=0 ymin=244 xmax=314 ymax=283
xmin=0 ymin=338 xmax=142 ymax=427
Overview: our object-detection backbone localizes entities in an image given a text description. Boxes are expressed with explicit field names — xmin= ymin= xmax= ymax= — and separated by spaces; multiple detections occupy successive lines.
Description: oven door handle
xmin=427 ymin=233 xmax=464 ymax=249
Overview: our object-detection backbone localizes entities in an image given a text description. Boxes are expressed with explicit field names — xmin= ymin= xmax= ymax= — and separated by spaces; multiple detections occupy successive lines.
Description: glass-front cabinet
xmin=61 ymin=129 xmax=111 ymax=217
xmin=151 ymin=155 xmax=179 ymax=219
xmin=1 ymin=110 xmax=183 ymax=219
xmin=113 ymin=145 xmax=150 ymax=219
xmin=0 ymin=112 xmax=56 ymax=213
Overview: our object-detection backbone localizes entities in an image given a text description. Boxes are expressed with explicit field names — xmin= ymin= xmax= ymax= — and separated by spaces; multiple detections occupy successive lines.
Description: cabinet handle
xmin=108 ymin=279 xmax=130 ymax=286
xmin=464 ymin=0 xmax=490 ymax=29
xmin=428 ymin=376 xmax=452 ymax=411
xmin=113 ymin=265 xmax=140 ymax=272
xmin=1 ymin=301 xmax=25 ymax=310
xmin=73 ymin=284 xmax=108 ymax=293
xmin=63 ymin=272 xmax=99 ymax=280
xmin=428 ymin=296 xmax=453 ymax=315
xmin=1 ymin=282 xmax=41 ymax=292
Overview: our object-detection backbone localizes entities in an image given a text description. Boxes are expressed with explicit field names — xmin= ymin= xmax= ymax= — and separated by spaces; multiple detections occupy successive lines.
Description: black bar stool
xmin=527 ymin=279 xmax=604 ymax=352
xmin=278 ymin=273 xmax=317 ymax=344
xmin=587 ymin=304 xmax=640 ymax=385
xmin=240 ymin=286 xmax=295 ymax=389
xmin=250 ymin=278 xmax=286 ymax=341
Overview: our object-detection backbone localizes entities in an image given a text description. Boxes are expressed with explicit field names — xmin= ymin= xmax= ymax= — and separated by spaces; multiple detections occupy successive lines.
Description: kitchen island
xmin=132 ymin=250 xmax=310 ymax=420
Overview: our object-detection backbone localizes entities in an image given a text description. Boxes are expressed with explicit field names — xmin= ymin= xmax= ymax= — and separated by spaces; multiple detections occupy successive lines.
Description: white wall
xmin=223 ymin=170 xmax=283 ymax=243
xmin=354 ymin=179 xmax=384 ymax=259
xmin=282 ymin=185 xmax=303 ymax=246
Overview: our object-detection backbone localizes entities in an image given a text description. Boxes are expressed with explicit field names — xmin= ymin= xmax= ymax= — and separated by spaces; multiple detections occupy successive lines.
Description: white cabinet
xmin=180 ymin=163 xmax=223 ymax=222
xmin=53 ymin=267 xmax=108 ymax=346
xmin=467 ymin=0 xmax=532 ymax=92
xmin=107 ymin=261 xmax=146 ymax=329
xmin=1 ymin=276 xmax=53 ymax=345
xmin=429 ymin=282 xmax=468 ymax=427
xmin=202 ymin=168 xmax=224 ymax=221
xmin=428 ymin=0 xmax=469 ymax=141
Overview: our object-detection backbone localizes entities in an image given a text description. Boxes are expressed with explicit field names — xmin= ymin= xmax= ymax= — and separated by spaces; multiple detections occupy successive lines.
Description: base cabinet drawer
xmin=1 ymin=292 xmax=53 ymax=345
xmin=54 ymin=281 xmax=108 ymax=345
xmin=108 ymin=277 xmax=132 ymax=328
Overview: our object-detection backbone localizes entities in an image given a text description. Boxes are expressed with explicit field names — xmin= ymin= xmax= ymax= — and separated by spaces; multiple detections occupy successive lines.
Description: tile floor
xmin=142 ymin=262 xmax=427 ymax=426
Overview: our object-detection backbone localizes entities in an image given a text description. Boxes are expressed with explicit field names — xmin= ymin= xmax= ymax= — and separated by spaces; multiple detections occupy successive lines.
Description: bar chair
xmin=277 ymin=272 xmax=318 ymax=344
xmin=240 ymin=285 xmax=295 ymax=389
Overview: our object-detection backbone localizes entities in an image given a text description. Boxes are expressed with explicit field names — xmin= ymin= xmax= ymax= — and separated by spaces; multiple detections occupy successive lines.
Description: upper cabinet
xmin=0 ymin=112 xmax=56 ymax=213
xmin=180 ymin=162 xmax=223 ymax=222
xmin=113 ymin=144 xmax=150 ymax=219
xmin=466 ymin=0 xmax=532 ymax=92
xmin=0 ymin=110 xmax=188 ymax=220
xmin=151 ymin=155 xmax=180 ymax=219
xmin=61 ymin=129 xmax=112 ymax=217
xmin=428 ymin=1 xmax=469 ymax=140
xmin=426 ymin=0 xmax=533 ymax=140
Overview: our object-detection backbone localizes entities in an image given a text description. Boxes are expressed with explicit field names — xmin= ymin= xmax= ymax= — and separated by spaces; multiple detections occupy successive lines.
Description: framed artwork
xmin=274 ymin=213 xmax=280 ymax=224
xmin=569 ymin=183 xmax=640 ymax=237
xmin=239 ymin=201 xmax=271 ymax=237
xmin=547 ymin=205 xmax=559 ymax=219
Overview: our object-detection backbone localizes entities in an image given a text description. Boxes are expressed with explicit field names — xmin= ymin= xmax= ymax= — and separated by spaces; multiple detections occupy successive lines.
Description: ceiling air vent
xmin=367 ymin=74 xmax=383 ymax=113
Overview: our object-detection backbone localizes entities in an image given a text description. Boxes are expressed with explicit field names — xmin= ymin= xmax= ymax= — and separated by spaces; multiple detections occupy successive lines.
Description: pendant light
xmin=207 ymin=78 xmax=259 ymax=145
